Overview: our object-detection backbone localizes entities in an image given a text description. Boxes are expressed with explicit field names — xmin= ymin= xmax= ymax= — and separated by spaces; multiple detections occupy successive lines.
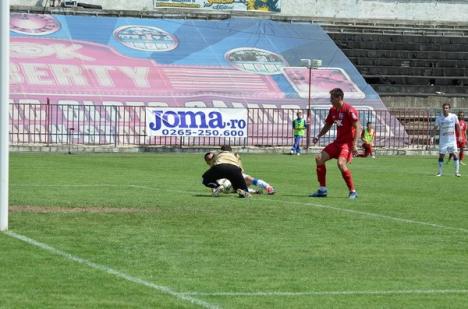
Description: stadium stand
xmin=325 ymin=20 xmax=468 ymax=97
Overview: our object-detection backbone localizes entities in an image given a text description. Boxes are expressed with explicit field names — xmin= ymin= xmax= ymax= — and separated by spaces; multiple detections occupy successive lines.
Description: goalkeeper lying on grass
xmin=203 ymin=145 xmax=275 ymax=197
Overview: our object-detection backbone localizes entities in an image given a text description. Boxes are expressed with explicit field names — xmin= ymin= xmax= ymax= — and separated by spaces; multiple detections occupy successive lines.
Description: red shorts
xmin=323 ymin=142 xmax=353 ymax=163
xmin=457 ymin=140 xmax=466 ymax=148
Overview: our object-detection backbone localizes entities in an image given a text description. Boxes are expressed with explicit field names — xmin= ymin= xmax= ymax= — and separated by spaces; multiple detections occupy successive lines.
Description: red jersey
xmin=325 ymin=102 xmax=359 ymax=144
xmin=456 ymin=119 xmax=467 ymax=142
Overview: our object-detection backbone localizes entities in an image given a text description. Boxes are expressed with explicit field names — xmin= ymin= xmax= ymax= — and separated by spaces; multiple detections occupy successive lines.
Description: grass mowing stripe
xmin=264 ymin=198 xmax=468 ymax=233
xmin=11 ymin=183 xmax=199 ymax=194
xmin=5 ymin=223 xmax=467 ymax=303
xmin=4 ymin=231 xmax=219 ymax=309
xmin=12 ymin=183 xmax=468 ymax=233
xmin=94 ymin=184 xmax=468 ymax=234
xmin=181 ymin=289 xmax=468 ymax=297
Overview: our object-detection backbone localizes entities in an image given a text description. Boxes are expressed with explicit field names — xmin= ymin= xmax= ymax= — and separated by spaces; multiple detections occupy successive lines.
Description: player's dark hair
xmin=220 ymin=145 xmax=232 ymax=152
xmin=442 ymin=103 xmax=451 ymax=109
xmin=204 ymin=152 xmax=213 ymax=162
xmin=330 ymin=88 xmax=344 ymax=99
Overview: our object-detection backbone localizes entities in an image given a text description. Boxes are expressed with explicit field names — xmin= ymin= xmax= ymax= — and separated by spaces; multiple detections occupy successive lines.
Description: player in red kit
xmin=447 ymin=111 xmax=467 ymax=165
xmin=309 ymin=88 xmax=362 ymax=199
xmin=456 ymin=111 xmax=467 ymax=165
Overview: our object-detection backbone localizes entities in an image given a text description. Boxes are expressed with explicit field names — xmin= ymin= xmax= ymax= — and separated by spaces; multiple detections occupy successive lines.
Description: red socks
xmin=317 ymin=165 xmax=355 ymax=192
xmin=341 ymin=169 xmax=355 ymax=191
xmin=316 ymin=164 xmax=326 ymax=186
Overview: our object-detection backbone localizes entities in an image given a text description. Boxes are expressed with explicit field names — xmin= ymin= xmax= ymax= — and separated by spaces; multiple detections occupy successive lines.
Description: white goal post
xmin=0 ymin=0 xmax=10 ymax=231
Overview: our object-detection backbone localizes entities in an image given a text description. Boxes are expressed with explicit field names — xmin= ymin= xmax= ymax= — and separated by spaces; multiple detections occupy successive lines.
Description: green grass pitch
xmin=1 ymin=152 xmax=467 ymax=308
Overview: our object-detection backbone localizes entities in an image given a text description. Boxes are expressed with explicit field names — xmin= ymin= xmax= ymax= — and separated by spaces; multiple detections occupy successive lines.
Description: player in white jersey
xmin=431 ymin=103 xmax=462 ymax=177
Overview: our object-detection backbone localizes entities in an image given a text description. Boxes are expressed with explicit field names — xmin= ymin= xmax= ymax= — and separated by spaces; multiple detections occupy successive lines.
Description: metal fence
xmin=9 ymin=102 xmax=444 ymax=150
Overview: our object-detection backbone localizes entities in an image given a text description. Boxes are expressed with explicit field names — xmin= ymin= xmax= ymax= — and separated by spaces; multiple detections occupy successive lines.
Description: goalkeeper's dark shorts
xmin=202 ymin=163 xmax=248 ymax=191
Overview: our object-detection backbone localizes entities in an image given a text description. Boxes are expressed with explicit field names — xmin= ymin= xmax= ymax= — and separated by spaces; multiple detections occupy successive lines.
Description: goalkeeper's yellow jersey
xmin=213 ymin=151 xmax=243 ymax=170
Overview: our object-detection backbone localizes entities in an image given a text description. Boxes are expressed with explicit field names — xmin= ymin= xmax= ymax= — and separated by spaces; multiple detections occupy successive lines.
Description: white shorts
xmin=439 ymin=143 xmax=458 ymax=154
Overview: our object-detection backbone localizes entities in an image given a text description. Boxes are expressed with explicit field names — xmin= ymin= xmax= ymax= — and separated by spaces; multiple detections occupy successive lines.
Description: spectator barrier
xmin=9 ymin=102 xmax=440 ymax=150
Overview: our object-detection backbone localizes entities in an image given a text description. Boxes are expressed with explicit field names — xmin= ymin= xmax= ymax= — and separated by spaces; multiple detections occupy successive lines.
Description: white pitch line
xmin=12 ymin=184 xmax=129 ymax=188
xmin=11 ymin=184 xmax=194 ymax=195
xmin=4 ymin=231 xmax=219 ymax=309
xmin=263 ymin=198 xmax=468 ymax=234
xmin=6 ymin=221 xmax=467 ymax=304
xmin=11 ymin=184 xmax=197 ymax=194
xmin=8 ymin=184 xmax=468 ymax=302
xmin=11 ymin=183 xmax=468 ymax=233
xmin=181 ymin=289 xmax=468 ymax=297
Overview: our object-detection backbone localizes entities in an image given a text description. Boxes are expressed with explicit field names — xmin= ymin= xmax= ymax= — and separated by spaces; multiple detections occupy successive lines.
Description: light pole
xmin=300 ymin=58 xmax=321 ymax=149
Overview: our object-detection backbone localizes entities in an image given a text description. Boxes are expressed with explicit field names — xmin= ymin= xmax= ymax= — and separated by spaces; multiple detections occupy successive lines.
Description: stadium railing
xmin=9 ymin=102 xmax=455 ymax=151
